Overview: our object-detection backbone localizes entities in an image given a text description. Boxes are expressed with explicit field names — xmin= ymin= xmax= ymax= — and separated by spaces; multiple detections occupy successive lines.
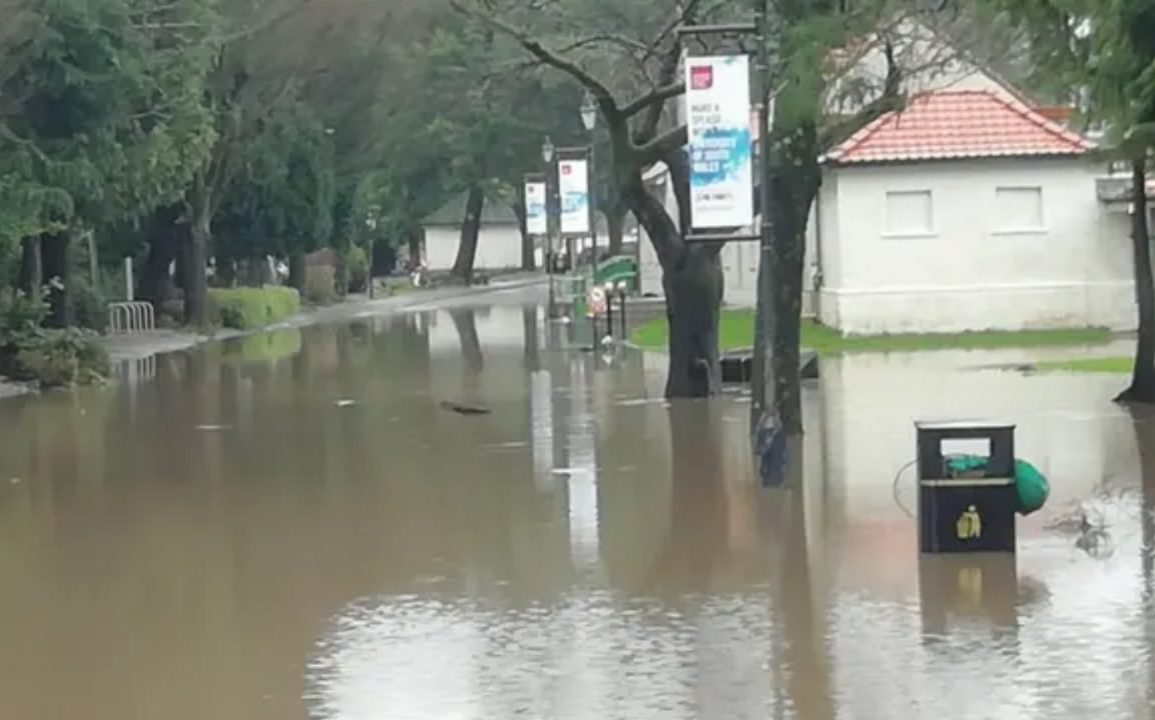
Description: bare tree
xmin=453 ymin=0 xmax=730 ymax=398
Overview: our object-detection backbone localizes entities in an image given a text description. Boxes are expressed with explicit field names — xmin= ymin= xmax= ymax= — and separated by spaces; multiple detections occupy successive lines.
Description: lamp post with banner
xmin=556 ymin=146 xmax=592 ymax=273
xmin=541 ymin=136 xmax=559 ymax=317
xmin=677 ymin=10 xmax=782 ymax=486
xmin=524 ymin=172 xmax=547 ymax=268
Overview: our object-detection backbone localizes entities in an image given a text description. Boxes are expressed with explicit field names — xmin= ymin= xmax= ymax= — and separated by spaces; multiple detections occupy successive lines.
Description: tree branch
xmin=449 ymin=0 xmax=623 ymax=122
xmin=819 ymin=38 xmax=903 ymax=150
xmin=634 ymin=22 xmax=686 ymax=143
xmin=634 ymin=124 xmax=688 ymax=167
xmin=622 ymin=81 xmax=685 ymax=118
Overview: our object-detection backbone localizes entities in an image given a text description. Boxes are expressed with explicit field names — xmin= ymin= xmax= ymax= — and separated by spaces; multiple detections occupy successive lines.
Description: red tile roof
xmin=825 ymin=90 xmax=1094 ymax=165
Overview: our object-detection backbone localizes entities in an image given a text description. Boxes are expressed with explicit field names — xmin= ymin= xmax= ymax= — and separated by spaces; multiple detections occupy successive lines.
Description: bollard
xmin=916 ymin=420 xmax=1017 ymax=554
xmin=618 ymin=292 xmax=627 ymax=337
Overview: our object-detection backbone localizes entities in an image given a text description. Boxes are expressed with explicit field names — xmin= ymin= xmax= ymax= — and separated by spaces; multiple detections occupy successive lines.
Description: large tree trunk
xmin=41 ymin=231 xmax=73 ymax=328
xmin=662 ymin=245 xmax=723 ymax=398
xmin=606 ymin=202 xmax=626 ymax=256
xmin=17 ymin=236 xmax=42 ymax=300
xmin=215 ymin=249 xmax=236 ymax=288
xmin=622 ymin=151 xmax=722 ymax=399
xmin=451 ymin=185 xmax=485 ymax=284
xmin=183 ymin=177 xmax=211 ymax=327
xmin=140 ymin=204 xmax=181 ymax=309
xmin=288 ymin=250 xmax=307 ymax=293
xmin=512 ymin=199 xmax=535 ymax=271
xmin=1119 ymin=156 xmax=1155 ymax=403
xmin=408 ymin=231 xmax=422 ymax=269
xmin=174 ymin=234 xmax=188 ymax=291
xmin=770 ymin=129 xmax=822 ymax=433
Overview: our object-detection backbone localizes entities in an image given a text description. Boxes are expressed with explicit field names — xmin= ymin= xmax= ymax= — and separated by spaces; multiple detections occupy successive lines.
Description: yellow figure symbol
xmin=956 ymin=505 xmax=982 ymax=540
xmin=958 ymin=566 xmax=984 ymax=607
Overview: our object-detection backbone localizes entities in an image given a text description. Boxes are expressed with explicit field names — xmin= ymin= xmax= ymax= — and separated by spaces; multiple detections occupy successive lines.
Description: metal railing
xmin=112 ymin=355 xmax=156 ymax=384
xmin=108 ymin=301 xmax=155 ymax=334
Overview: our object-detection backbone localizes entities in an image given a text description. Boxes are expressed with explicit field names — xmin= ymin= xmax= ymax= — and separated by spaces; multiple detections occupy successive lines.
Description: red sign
xmin=690 ymin=65 xmax=713 ymax=90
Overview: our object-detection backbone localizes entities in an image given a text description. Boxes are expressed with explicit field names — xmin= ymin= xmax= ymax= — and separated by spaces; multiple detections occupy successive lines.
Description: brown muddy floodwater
xmin=1 ymin=286 xmax=1153 ymax=720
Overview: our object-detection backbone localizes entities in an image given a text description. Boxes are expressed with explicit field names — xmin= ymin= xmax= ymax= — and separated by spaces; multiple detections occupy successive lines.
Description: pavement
xmin=3 ymin=273 xmax=550 ymax=397
xmin=101 ymin=273 xmax=548 ymax=361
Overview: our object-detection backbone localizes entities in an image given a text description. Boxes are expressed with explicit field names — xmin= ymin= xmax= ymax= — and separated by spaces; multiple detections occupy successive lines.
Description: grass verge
xmin=1034 ymin=357 xmax=1132 ymax=374
xmin=630 ymin=308 xmax=1114 ymax=355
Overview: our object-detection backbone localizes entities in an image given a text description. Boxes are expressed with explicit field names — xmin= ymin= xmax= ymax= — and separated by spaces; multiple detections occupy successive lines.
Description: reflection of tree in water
xmin=645 ymin=407 xmax=833 ymax=718
xmin=522 ymin=306 xmax=540 ymax=372
xmin=450 ymin=307 xmax=484 ymax=377
xmin=1126 ymin=406 xmax=1155 ymax=708
xmin=645 ymin=401 xmax=729 ymax=592
xmin=768 ymin=437 xmax=835 ymax=720
xmin=1128 ymin=407 xmax=1155 ymax=591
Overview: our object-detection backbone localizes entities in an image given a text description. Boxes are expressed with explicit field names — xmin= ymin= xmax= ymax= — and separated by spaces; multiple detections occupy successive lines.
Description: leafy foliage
xmin=0 ymin=288 xmax=107 ymax=387
xmin=214 ymin=103 xmax=335 ymax=262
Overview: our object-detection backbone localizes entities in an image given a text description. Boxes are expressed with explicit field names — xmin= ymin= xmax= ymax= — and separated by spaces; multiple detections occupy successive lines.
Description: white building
xmin=637 ymin=18 xmax=1145 ymax=333
xmin=420 ymin=193 xmax=524 ymax=272
xmin=818 ymin=89 xmax=1135 ymax=334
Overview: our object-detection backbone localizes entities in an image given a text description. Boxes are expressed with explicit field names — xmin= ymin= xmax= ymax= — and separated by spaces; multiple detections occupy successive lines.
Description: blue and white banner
xmin=558 ymin=158 xmax=590 ymax=235
xmin=525 ymin=180 xmax=547 ymax=235
xmin=686 ymin=55 xmax=754 ymax=229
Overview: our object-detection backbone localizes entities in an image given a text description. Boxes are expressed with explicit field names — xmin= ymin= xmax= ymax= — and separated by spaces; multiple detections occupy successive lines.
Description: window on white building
xmin=883 ymin=190 xmax=934 ymax=236
xmin=994 ymin=186 xmax=1044 ymax=232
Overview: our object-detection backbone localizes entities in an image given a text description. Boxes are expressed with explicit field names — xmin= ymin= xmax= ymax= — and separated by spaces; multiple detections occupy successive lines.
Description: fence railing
xmin=112 ymin=354 xmax=156 ymax=384
xmin=108 ymin=301 xmax=155 ymax=334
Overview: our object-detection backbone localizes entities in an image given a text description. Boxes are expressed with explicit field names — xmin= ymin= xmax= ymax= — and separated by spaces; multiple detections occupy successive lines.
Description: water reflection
xmin=1 ymin=298 xmax=1155 ymax=718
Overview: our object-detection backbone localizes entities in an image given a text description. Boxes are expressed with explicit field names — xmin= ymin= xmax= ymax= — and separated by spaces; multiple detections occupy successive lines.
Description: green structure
xmin=571 ymin=255 xmax=638 ymax=319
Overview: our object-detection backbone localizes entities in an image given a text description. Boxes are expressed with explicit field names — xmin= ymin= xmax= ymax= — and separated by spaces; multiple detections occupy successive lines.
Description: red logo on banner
xmin=561 ymin=163 xmax=572 ymax=175
xmin=690 ymin=65 xmax=713 ymax=90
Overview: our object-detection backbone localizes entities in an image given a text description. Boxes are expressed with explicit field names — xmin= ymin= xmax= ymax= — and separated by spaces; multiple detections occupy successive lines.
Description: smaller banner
xmin=525 ymin=180 xmax=547 ymax=235
xmin=685 ymin=55 xmax=754 ymax=229
xmin=558 ymin=158 xmax=591 ymax=235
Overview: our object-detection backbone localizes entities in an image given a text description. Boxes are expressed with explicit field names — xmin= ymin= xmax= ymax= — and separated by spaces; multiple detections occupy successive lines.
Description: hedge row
xmin=208 ymin=286 xmax=301 ymax=330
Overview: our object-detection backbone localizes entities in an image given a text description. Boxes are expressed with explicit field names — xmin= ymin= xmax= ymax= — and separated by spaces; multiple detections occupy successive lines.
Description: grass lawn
xmin=1034 ymin=357 xmax=1133 ymax=374
xmin=630 ymin=308 xmax=1115 ymax=355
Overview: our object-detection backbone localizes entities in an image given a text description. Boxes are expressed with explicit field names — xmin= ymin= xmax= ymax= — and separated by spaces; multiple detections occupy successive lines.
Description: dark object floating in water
xmin=721 ymin=349 xmax=819 ymax=384
xmin=439 ymin=400 xmax=492 ymax=416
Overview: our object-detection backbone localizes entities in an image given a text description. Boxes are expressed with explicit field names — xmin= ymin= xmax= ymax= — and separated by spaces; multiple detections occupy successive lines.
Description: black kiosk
xmin=915 ymin=420 xmax=1020 ymax=639
xmin=915 ymin=420 xmax=1017 ymax=554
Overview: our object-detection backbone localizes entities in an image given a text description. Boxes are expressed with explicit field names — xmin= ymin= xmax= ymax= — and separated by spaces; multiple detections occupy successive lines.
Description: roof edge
xmin=826 ymin=150 xmax=1093 ymax=168
xmin=825 ymin=89 xmax=1094 ymax=165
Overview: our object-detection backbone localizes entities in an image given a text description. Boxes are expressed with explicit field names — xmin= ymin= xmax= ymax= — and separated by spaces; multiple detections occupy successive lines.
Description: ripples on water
xmin=2 ymin=299 xmax=1155 ymax=719
xmin=305 ymin=593 xmax=778 ymax=720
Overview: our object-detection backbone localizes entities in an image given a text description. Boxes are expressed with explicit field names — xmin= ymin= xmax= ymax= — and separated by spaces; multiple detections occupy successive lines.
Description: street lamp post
xmin=616 ymin=279 xmax=629 ymax=337
xmin=365 ymin=205 xmax=379 ymax=299
xmin=580 ymin=91 xmax=599 ymax=273
xmin=542 ymin=136 xmax=557 ymax=318
xmin=603 ymin=280 xmax=615 ymax=339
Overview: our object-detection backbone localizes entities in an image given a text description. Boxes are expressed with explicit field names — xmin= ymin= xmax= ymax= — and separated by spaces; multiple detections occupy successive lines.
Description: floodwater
xmin=0 ymin=286 xmax=1153 ymax=719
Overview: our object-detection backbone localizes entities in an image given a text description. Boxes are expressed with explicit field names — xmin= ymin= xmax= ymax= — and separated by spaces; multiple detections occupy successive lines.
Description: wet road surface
xmin=0 ymin=287 xmax=1153 ymax=719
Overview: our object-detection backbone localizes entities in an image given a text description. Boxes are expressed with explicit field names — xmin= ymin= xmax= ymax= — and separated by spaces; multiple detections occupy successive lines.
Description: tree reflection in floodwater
xmin=2 ymin=292 xmax=1155 ymax=719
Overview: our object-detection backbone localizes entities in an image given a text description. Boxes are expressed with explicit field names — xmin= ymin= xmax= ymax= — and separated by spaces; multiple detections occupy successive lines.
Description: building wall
xmin=817 ymin=157 xmax=1135 ymax=333
xmin=421 ymin=225 xmax=523 ymax=272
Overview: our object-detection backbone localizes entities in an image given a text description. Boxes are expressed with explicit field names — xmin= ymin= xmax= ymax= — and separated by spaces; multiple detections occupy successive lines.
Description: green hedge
xmin=209 ymin=287 xmax=301 ymax=330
